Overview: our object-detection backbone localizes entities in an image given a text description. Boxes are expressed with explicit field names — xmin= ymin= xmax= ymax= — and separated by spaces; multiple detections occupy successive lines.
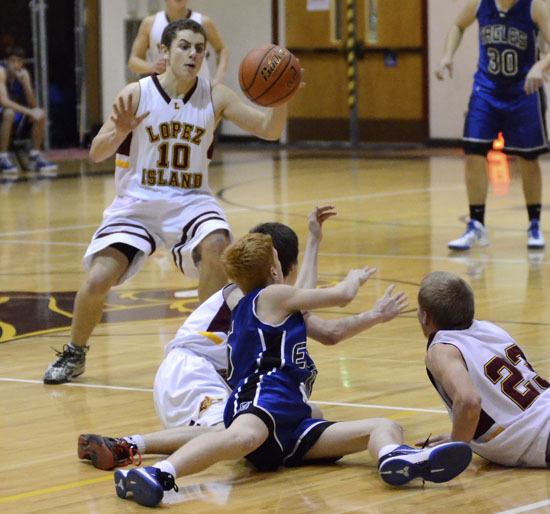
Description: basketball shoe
xmin=78 ymin=434 xmax=141 ymax=470
xmin=29 ymin=153 xmax=58 ymax=176
xmin=0 ymin=155 xmax=18 ymax=174
xmin=115 ymin=466 xmax=178 ymax=507
xmin=448 ymin=220 xmax=489 ymax=251
xmin=378 ymin=442 xmax=472 ymax=486
xmin=43 ymin=344 xmax=88 ymax=384
xmin=527 ymin=220 xmax=545 ymax=249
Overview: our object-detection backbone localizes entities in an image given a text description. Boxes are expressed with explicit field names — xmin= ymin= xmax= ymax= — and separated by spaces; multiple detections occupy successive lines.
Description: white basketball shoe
xmin=448 ymin=220 xmax=489 ymax=251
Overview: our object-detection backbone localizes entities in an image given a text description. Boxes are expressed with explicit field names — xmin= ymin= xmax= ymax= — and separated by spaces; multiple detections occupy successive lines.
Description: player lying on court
xmin=417 ymin=271 xmax=550 ymax=468
xmin=102 ymin=234 xmax=471 ymax=507
xmin=43 ymin=18 xmax=302 ymax=384
xmin=77 ymin=207 xmax=407 ymax=465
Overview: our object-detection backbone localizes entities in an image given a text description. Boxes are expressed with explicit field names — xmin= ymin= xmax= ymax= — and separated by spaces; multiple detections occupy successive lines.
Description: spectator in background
xmin=0 ymin=46 xmax=57 ymax=174
xmin=128 ymin=0 xmax=227 ymax=85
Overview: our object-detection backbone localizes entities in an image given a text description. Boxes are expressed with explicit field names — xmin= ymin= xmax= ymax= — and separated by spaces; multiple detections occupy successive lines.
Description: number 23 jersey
xmin=115 ymin=75 xmax=215 ymax=201
xmin=427 ymin=320 xmax=549 ymax=436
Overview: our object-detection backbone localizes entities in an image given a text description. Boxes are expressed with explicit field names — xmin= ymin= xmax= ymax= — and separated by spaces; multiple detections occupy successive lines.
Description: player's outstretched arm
xmin=258 ymin=267 xmax=377 ymax=325
xmin=427 ymin=343 xmax=481 ymax=443
xmin=305 ymin=285 xmax=408 ymax=345
xmin=435 ymin=0 xmax=478 ymax=80
xmin=90 ymin=83 xmax=149 ymax=163
xmin=128 ymin=16 xmax=165 ymax=75
xmin=295 ymin=205 xmax=337 ymax=289
xmin=213 ymin=83 xmax=291 ymax=140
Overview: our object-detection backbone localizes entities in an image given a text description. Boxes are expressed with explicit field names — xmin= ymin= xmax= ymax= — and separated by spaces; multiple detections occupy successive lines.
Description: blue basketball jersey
xmin=0 ymin=66 xmax=26 ymax=104
xmin=474 ymin=0 xmax=539 ymax=97
xmin=226 ymin=287 xmax=317 ymax=395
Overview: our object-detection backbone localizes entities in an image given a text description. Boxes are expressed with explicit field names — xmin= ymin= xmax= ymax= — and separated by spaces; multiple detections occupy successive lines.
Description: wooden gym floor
xmin=0 ymin=145 xmax=549 ymax=513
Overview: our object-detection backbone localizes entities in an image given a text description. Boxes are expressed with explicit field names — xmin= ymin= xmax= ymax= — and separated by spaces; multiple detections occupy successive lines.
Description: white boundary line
xmin=495 ymin=500 xmax=550 ymax=514
xmin=0 ymin=377 xmax=447 ymax=413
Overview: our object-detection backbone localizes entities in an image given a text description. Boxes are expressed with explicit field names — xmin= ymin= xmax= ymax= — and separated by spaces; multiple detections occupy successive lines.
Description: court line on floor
xmin=0 ymin=475 xmax=112 ymax=504
xmin=0 ymin=377 xmax=447 ymax=413
xmin=495 ymin=500 xmax=550 ymax=514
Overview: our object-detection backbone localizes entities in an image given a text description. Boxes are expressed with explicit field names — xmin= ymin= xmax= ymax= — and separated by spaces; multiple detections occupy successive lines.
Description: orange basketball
xmin=239 ymin=45 xmax=301 ymax=107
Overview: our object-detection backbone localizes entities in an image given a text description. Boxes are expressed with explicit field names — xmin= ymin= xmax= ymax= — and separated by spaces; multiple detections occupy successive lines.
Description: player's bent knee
xmin=228 ymin=430 xmax=265 ymax=455
xmin=83 ymin=272 xmax=116 ymax=296
xmin=199 ymin=230 xmax=230 ymax=258
xmin=373 ymin=418 xmax=402 ymax=437
xmin=2 ymin=108 xmax=15 ymax=122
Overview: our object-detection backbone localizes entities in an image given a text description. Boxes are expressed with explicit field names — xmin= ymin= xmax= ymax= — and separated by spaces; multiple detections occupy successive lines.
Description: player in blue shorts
xmin=112 ymin=233 xmax=472 ymax=508
xmin=0 ymin=46 xmax=57 ymax=174
xmin=436 ymin=0 xmax=550 ymax=250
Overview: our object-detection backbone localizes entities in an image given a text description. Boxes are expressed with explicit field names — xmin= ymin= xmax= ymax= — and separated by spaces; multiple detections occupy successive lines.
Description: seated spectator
xmin=0 ymin=46 xmax=57 ymax=174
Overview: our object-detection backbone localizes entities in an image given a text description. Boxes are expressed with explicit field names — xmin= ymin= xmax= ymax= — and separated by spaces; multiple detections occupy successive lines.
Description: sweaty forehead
xmin=174 ymin=29 xmax=205 ymax=45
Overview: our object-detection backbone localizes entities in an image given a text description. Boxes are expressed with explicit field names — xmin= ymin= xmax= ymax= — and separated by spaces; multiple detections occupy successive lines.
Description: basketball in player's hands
xmin=239 ymin=45 xmax=302 ymax=107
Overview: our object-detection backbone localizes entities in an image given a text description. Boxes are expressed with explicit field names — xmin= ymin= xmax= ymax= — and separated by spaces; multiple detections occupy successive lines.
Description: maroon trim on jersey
xmin=95 ymin=222 xmax=156 ymax=255
xmin=182 ymin=78 xmax=198 ymax=104
xmin=207 ymin=139 xmax=215 ymax=159
xmin=117 ymin=132 xmax=133 ymax=156
xmin=151 ymin=74 xmax=171 ymax=104
xmin=206 ymin=298 xmax=231 ymax=334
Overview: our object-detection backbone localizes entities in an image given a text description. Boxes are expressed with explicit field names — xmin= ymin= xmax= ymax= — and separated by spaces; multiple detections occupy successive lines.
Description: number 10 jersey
xmin=115 ymin=75 xmax=215 ymax=201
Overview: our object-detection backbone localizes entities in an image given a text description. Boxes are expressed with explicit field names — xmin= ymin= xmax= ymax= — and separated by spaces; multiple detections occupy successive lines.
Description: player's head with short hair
xmin=222 ymin=233 xmax=281 ymax=294
xmin=161 ymin=18 xmax=207 ymax=49
xmin=5 ymin=46 xmax=25 ymax=73
xmin=417 ymin=271 xmax=474 ymax=333
xmin=250 ymin=222 xmax=298 ymax=282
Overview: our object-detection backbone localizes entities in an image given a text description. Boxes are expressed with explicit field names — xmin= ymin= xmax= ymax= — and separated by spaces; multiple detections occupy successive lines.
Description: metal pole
xmin=37 ymin=0 xmax=50 ymax=149
xmin=29 ymin=0 xmax=40 ymax=102
xmin=74 ymin=0 xmax=87 ymax=146
xmin=345 ymin=0 xmax=359 ymax=147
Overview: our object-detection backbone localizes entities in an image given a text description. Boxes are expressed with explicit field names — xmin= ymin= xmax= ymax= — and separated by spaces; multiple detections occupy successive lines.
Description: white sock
xmin=29 ymin=149 xmax=40 ymax=158
xmin=378 ymin=444 xmax=401 ymax=459
xmin=124 ymin=435 xmax=146 ymax=453
xmin=154 ymin=459 xmax=177 ymax=477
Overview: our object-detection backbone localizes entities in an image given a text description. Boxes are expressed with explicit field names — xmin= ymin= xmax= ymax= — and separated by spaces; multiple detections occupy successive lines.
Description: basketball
xmin=239 ymin=45 xmax=301 ymax=107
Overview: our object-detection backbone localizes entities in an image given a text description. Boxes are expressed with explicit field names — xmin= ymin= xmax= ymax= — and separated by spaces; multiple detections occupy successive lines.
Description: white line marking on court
xmin=495 ymin=500 xmax=550 ymax=514
xmin=0 ymin=377 xmax=447 ymax=413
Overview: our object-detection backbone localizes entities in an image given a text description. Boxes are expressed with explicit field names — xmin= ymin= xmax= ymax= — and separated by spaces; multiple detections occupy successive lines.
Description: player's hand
xmin=345 ymin=266 xmax=377 ymax=287
xmin=28 ymin=107 xmax=45 ymax=121
xmin=151 ymin=58 xmax=167 ymax=75
xmin=371 ymin=285 xmax=409 ymax=322
xmin=308 ymin=205 xmax=337 ymax=241
xmin=415 ymin=433 xmax=452 ymax=448
xmin=111 ymin=95 xmax=150 ymax=135
xmin=525 ymin=63 xmax=544 ymax=95
xmin=435 ymin=57 xmax=453 ymax=80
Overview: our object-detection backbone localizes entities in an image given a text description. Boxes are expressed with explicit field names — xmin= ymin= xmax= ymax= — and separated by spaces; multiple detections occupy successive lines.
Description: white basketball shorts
xmin=83 ymin=194 xmax=231 ymax=284
xmin=153 ymin=347 xmax=231 ymax=428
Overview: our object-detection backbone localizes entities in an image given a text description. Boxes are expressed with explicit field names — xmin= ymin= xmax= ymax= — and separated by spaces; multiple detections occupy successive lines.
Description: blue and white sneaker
xmin=448 ymin=220 xmax=489 ymax=251
xmin=114 ymin=466 xmax=178 ymax=507
xmin=29 ymin=154 xmax=58 ymax=176
xmin=0 ymin=155 xmax=18 ymax=174
xmin=378 ymin=443 xmax=472 ymax=486
xmin=527 ymin=220 xmax=545 ymax=250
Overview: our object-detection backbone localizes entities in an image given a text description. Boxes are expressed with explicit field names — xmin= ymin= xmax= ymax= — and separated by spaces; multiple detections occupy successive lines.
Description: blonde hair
xmin=222 ymin=233 xmax=275 ymax=293
xmin=418 ymin=271 xmax=474 ymax=330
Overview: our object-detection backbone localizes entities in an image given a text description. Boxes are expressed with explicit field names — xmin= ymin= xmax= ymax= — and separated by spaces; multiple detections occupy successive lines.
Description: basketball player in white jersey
xmin=417 ymin=271 xmax=550 ymax=467
xmin=129 ymin=0 xmax=227 ymax=85
xmin=43 ymin=18 xmax=298 ymax=385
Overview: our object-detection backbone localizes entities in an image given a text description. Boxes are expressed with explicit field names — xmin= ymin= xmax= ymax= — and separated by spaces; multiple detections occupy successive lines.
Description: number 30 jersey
xmin=114 ymin=75 xmax=215 ymax=201
xmin=427 ymin=320 xmax=550 ymax=440
xmin=475 ymin=0 xmax=539 ymax=97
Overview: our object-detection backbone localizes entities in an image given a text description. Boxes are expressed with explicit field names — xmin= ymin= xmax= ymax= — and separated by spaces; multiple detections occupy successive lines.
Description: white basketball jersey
xmin=147 ymin=10 xmax=211 ymax=80
xmin=429 ymin=320 xmax=550 ymax=448
xmin=114 ymin=75 xmax=215 ymax=201
xmin=164 ymin=287 xmax=231 ymax=370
